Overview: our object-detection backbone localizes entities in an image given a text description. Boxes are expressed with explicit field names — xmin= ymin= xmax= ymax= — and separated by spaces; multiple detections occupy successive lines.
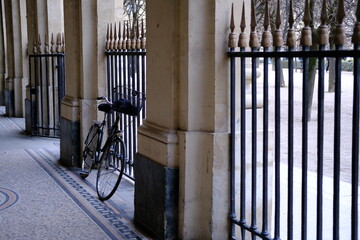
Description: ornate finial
xmin=131 ymin=21 xmax=136 ymax=49
xmin=249 ymin=0 xmax=260 ymax=48
xmin=352 ymin=1 xmax=360 ymax=44
xmin=228 ymin=3 xmax=237 ymax=48
xmin=238 ymin=1 xmax=248 ymax=48
xmin=317 ymin=0 xmax=329 ymax=46
xmin=56 ymin=33 xmax=62 ymax=53
xmin=141 ymin=19 xmax=146 ymax=49
xmin=122 ymin=21 xmax=127 ymax=50
xmin=50 ymin=33 xmax=56 ymax=53
xmin=33 ymin=35 xmax=38 ymax=54
xmin=61 ymin=33 xmax=65 ymax=53
xmin=113 ymin=23 xmax=118 ymax=50
xmin=37 ymin=34 xmax=42 ymax=53
xmin=334 ymin=0 xmax=346 ymax=45
xmin=261 ymin=0 xmax=272 ymax=48
xmin=126 ymin=22 xmax=131 ymax=49
xmin=105 ymin=23 xmax=110 ymax=50
xmin=136 ymin=20 xmax=141 ymax=49
xmin=287 ymin=0 xmax=296 ymax=47
xmin=273 ymin=0 xmax=283 ymax=47
xmin=110 ymin=23 xmax=114 ymax=50
xmin=300 ymin=0 xmax=312 ymax=47
xmin=289 ymin=0 xmax=294 ymax=29
xmin=44 ymin=34 xmax=49 ymax=53
xmin=118 ymin=21 xmax=122 ymax=49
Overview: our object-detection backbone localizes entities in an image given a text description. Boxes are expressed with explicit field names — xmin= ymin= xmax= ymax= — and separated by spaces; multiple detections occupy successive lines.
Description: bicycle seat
xmin=113 ymin=99 xmax=140 ymax=116
xmin=98 ymin=103 xmax=113 ymax=113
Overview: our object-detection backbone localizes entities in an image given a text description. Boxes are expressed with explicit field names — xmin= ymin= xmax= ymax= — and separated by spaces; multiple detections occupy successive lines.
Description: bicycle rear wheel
xmin=80 ymin=123 xmax=100 ymax=178
xmin=96 ymin=137 xmax=125 ymax=201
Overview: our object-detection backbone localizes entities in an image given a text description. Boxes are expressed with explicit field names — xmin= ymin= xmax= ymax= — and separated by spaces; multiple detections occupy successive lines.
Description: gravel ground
xmin=266 ymin=68 xmax=358 ymax=184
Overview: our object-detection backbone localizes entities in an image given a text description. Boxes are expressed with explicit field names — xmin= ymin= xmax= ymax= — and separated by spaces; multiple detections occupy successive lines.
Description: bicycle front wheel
xmin=80 ymin=123 xmax=100 ymax=178
xmin=96 ymin=137 xmax=125 ymax=201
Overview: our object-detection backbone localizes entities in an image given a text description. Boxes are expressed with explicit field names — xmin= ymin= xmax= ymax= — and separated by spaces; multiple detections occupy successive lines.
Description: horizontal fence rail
xmin=105 ymin=21 xmax=146 ymax=180
xmin=228 ymin=0 xmax=359 ymax=239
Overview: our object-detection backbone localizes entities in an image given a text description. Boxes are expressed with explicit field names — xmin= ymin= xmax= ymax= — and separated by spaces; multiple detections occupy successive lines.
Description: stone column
xmin=0 ymin=0 xmax=6 ymax=106
xmin=3 ymin=0 xmax=28 ymax=117
xmin=60 ymin=0 xmax=121 ymax=167
xmin=135 ymin=0 xmax=232 ymax=239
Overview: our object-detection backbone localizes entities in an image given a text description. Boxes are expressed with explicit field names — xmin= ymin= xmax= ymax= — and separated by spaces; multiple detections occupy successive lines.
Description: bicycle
xmin=79 ymin=87 xmax=145 ymax=201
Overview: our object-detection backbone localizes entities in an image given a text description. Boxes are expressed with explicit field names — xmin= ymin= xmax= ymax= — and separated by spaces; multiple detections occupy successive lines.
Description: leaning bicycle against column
xmin=79 ymin=86 xmax=145 ymax=201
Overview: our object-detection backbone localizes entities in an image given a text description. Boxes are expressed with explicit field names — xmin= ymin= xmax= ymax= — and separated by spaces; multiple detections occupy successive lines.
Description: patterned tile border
xmin=25 ymin=148 xmax=147 ymax=240
xmin=0 ymin=187 xmax=19 ymax=211
xmin=0 ymin=115 xmax=23 ymax=134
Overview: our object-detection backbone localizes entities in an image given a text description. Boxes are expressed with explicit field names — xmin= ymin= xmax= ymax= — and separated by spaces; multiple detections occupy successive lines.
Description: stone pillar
xmin=135 ymin=0 xmax=232 ymax=239
xmin=60 ymin=0 xmax=121 ymax=167
xmin=0 ymin=0 xmax=6 ymax=106
xmin=3 ymin=0 xmax=28 ymax=117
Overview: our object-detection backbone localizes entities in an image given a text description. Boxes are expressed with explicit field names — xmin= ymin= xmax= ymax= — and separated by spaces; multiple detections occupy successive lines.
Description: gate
xmin=228 ymin=0 xmax=359 ymax=239
xmin=105 ymin=21 xmax=146 ymax=180
xmin=28 ymin=34 xmax=65 ymax=138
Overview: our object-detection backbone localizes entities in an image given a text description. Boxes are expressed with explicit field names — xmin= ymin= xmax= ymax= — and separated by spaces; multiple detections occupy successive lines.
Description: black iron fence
xmin=228 ymin=0 xmax=359 ymax=239
xmin=105 ymin=21 xmax=146 ymax=180
xmin=28 ymin=34 xmax=65 ymax=138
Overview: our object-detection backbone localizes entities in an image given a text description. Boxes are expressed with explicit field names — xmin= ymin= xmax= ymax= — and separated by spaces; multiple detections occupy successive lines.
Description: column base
xmin=134 ymin=153 xmax=179 ymax=240
xmin=59 ymin=117 xmax=80 ymax=167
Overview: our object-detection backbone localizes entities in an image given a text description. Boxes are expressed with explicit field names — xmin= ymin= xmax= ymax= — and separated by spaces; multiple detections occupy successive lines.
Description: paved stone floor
xmin=0 ymin=107 xmax=151 ymax=240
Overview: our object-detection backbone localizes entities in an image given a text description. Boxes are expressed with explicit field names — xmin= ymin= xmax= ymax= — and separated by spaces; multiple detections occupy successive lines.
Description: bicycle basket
xmin=112 ymin=87 xmax=145 ymax=116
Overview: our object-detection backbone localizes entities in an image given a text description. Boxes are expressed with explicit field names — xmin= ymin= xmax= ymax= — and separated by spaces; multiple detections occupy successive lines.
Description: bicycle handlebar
xmin=97 ymin=96 xmax=112 ymax=104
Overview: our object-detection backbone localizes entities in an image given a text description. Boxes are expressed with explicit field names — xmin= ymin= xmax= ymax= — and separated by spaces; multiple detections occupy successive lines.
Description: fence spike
xmin=62 ymin=33 xmax=65 ymax=53
xmin=51 ymin=33 xmax=56 ymax=53
xmin=261 ymin=0 xmax=272 ymax=48
xmin=33 ymin=35 xmax=38 ymax=54
xmin=114 ymin=22 xmax=118 ymax=50
xmin=110 ymin=23 xmax=114 ymax=50
xmin=249 ymin=0 xmax=260 ymax=48
xmin=44 ymin=33 xmax=49 ymax=53
xmin=141 ymin=19 xmax=146 ymax=49
xmin=352 ymin=0 xmax=360 ymax=44
xmin=238 ymin=1 xmax=248 ymax=48
xmin=122 ymin=21 xmax=127 ymax=50
xmin=300 ymin=0 xmax=312 ymax=47
xmin=105 ymin=23 xmax=110 ymax=50
xmin=131 ymin=21 xmax=136 ymax=50
xmin=37 ymin=34 xmax=42 ymax=53
xmin=126 ymin=22 xmax=131 ymax=50
xmin=334 ymin=0 xmax=346 ymax=45
xmin=287 ymin=0 xmax=296 ymax=47
xmin=317 ymin=0 xmax=329 ymax=46
xmin=136 ymin=20 xmax=141 ymax=49
xmin=56 ymin=33 xmax=62 ymax=53
xmin=228 ymin=3 xmax=237 ymax=48
xmin=118 ymin=21 xmax=123 ymax=50
xmin=273 ymin=0 xmax=283 ymax=47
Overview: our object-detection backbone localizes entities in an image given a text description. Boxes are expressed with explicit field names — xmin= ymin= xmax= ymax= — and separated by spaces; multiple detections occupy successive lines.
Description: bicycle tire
xmin=80 ymin=123 xmax=100 ymax=178
xmin=96 ymin=137 xmax=125 ymax=201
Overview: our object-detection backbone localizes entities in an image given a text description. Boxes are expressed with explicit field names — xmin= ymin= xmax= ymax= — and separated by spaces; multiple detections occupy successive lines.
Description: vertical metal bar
xmin=39 ymin=56 xmax=44 ymax=131
xmin=302 ymin=46 xmax=310 ymax=240
xmin=51 ymin=56 xmax=56 ymax=135
xmin=229 ymin=48 xmax=236 ymax=238
xmin=251 ymin=47 xmax=258 ymax=238
xmin=288 ymin=46 xmax=294 ymax=240
xmin=262 ymin=47 xmax=269 ymax=236
xmin=352 ymin=44 xmax=359 ymax=240
xmin=240 ymin=47 xmax=246 ymax=239
xmin=141 ymin=51 xmax=146 ymax=117
xmin=333 ymin=45 xmax=342 ymax=240
xmin=317 ymin=45 xmax=325 ymax=240
xmin=29 ymin=56 xmax=33 ymax=134
xmin=274 ymin=46 xmax=281 ymax=240
xmin=45 ymin=55 xmax=50 ymax=134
